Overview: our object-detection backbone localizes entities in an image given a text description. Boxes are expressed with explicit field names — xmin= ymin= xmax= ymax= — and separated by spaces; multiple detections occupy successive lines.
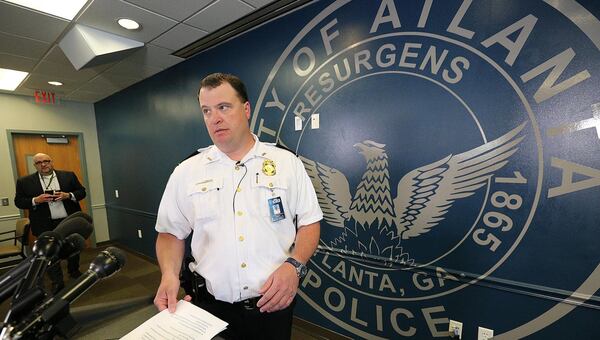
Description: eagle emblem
xmin=301 ymin=123 xmax=527 ymax=267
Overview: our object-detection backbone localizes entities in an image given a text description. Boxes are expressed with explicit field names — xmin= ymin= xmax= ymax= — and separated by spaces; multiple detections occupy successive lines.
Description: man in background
xmin=14 ymin=153 xmax=87 ymax=293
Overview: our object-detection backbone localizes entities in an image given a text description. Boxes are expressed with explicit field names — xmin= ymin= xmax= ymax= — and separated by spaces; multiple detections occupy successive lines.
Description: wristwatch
xmin=285 ymin=257 xmax=307 ymax=278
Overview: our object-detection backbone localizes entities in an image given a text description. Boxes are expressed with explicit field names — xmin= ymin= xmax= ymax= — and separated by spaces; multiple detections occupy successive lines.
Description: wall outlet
xmin=1 ymin=197 xmax=8 ymax=206
xmin=295 ymin=116 xmax=302 ymax=131
xmin=478 ymin=326 xmax=494 ymax=340
xmin=311 ymin=113 xmax=320 ymax=129
xmin=449 ymin=320 xmax=463 ymax=339
xmin=115 ymin=189 xmax=119 ymax=198
xmin=138 ymin=229 xmax=142 ymax=238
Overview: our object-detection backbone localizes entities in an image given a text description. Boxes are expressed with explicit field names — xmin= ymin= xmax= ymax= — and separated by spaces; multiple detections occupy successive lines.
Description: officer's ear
xmin=244 ymin=101 xmax=251 ymax=120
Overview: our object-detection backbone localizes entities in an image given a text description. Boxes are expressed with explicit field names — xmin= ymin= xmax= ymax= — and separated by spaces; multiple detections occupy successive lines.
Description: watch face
xmin=287 ymin=257 xmax=308 ymax=278
xmin=298 ymin=264 xmax=308 ymax=278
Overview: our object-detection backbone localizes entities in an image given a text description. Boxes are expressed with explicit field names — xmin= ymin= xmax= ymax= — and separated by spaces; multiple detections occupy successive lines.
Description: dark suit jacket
xmin=14 ymin=170 xmax=86 ymax=236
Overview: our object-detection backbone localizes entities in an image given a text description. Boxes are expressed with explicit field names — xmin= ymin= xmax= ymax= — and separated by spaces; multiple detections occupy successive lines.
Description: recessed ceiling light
xmin=5 ymin=0 xmax=87 ymax=20
xmin=0 ymin=68 xmax=28 ymax=91
xmin=48 ymin=81 xmax=63 ymax=86
xmin=118 ymin=18 xmax=141 ymax=30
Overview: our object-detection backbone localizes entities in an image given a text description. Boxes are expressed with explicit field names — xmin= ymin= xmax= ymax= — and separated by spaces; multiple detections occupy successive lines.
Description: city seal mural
xmin=251 ymin=0 xmax=600 ymax=338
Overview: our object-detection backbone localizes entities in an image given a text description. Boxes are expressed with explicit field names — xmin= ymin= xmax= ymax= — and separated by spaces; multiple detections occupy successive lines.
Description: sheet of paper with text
xmin=121 ymin=300 xmax=227 ymax=339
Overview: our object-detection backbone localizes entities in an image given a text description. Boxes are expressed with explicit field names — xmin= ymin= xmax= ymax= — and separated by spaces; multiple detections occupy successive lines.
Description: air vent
xmin=174 ymin=0 xmax=310 ymax=59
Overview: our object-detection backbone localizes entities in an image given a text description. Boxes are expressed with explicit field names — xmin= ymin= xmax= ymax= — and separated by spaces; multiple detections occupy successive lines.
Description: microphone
xmin=11 ymin=231 xmax=63 ymax=301
xmin=4 ymin=248 xmax=127 ymax=339
xmin=3 ymin=232 xmax=64 ymax=325
xmin=57 ymin=211 xmax=93 ymax=225
xmin=53 ymin=216 xmax=93 ymax=240
xmin=55 ymin=234 xmax=86 ymax=263
xmin=57 ymin=247 xmax=126 ymax=302
xmin=0 ymin=256 xmax=34 ymax=303
xmin=0 ymin=235 xmax=84 ymax=304
xmin=235 ymin=160 xmax=245 ymax=167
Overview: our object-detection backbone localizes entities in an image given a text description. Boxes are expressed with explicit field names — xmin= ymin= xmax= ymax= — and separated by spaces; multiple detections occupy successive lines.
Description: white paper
xmin=121 ymin=300 xmax=228 ymax=340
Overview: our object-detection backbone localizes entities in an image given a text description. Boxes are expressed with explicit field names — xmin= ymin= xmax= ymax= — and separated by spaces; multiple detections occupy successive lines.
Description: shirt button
xmin=236 ymin=211 xmax=243 ymax=216
xmin=239 ymin=236 xmax=244 ymax=242
xmin=268 ymin=182 xmax=273 ymax=188
xmin=241 ymin=263 xmax=247 ymax=268
xmin=236 ymin=187 xmax=241 ymax=192
xmin=243 ymin=286 xmax=248 ymax=290
xmin=235 ymin=165 xmax=240 ymax=170
xmin=201 ymin=187 xmax=207 ymax=192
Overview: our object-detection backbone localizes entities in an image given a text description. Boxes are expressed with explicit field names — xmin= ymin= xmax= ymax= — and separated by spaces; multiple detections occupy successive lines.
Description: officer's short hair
xmin=199 ymin=73 xmax=249 ymax=103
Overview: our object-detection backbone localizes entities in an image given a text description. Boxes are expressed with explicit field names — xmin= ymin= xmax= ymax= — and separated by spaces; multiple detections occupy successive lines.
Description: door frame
xmin=7 ymin=129 xmax=96 ymax=245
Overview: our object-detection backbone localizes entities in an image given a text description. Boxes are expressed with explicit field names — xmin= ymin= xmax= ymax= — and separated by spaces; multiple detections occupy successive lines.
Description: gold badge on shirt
xmin=262 ymin=159 xmax=276 ymax=176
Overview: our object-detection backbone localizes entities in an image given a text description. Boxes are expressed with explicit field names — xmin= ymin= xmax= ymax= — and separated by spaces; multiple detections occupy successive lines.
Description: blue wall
xmin=95 ymin=1 xmax=600 ymax=338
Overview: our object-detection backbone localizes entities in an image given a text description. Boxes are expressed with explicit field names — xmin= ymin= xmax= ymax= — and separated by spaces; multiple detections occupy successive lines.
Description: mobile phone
xmin=44 ymin=190 xmax=55 ymax=195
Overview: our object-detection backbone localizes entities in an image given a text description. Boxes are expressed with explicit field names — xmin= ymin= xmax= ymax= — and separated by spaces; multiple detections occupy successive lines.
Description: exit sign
xmin=34 ymin=90 xmax=57 ymax=104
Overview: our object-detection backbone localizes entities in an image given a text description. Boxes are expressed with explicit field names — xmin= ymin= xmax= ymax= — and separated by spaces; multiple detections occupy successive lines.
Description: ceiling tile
xmin=0 ymin=0 xmax=271 ymax=103
xmin=21 ymin=73 xmax=79 ymax=92
xmin=0 ymin=53 xmax=38 ymax=71
xmin=104 ymin=60 xmax=163 ymax=78
xmin=0 ymin=32 xmax=50 ymax=59
xmin=76 ymin=0 xmax=178 ymax=43
xmin=32 ymin=60 xmax=111 ymax=82
xmin=43 ymin=45 xmax=75 ymax=66
xmin=65 ymin=89 xmax=110 ymax=103
xmin=152 ymin=24 xmax=208 ymax=51
xmin=0 ymin=2 xmax=69 ymax=43
xmin=10 ymin=87 xmax=36 ymax=97
xmin=119 ymin=44 xmax=183 ymax=69
xmin=124 ymin=0 xmax=213 ymax=21
xmin=77 ymin=74 xmax=142 ymax=93
xmin=185 ymin=0 xmax=254 ymax=32
xmin=244 ymin=0 xmax=275 ymax=8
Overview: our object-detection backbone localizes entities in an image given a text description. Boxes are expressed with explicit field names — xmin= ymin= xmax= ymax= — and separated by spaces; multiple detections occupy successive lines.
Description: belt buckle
xmin=242 ymin=298 xmax=256 ymax=311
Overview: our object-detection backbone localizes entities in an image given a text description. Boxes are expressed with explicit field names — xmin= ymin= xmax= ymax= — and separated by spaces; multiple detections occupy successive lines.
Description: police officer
xmin=154 ymin=73 xmax=322 ymax=339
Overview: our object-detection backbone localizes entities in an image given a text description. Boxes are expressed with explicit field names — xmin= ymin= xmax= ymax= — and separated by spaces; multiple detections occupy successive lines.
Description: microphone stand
xmin=2 ymin=232 xmax=63 ymax=327
xmin=0 ymin=257 xmax=33 ymax=304
xmin=1 ymin=247 xmax=126 ymax=340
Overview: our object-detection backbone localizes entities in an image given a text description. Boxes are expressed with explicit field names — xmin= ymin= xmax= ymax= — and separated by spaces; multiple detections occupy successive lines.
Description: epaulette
xmin=181 ymin=150 xmax=200 ymax=162
xmin=265 ymin=142 xmax=298 ymax=157
xmin=180 ymin=146 xmax=210 ymax=163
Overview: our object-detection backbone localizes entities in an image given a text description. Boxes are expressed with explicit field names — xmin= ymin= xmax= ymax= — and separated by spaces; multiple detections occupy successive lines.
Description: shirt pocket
xmin=252 ymin=175 xmax=289 ymax=220
xmin=187 ymin=177 xmax=223 ymax=221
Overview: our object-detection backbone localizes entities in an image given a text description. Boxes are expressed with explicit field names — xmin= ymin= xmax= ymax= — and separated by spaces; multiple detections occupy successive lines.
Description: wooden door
xmin=12 ymin=133 xmax=89 ymax=243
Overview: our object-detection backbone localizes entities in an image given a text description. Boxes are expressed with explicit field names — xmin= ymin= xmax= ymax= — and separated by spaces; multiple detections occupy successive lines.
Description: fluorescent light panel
xmin=5 ymin=0 xmax=87 ymax=20
xmin=0 ymin=68 xmax=28 ymax=91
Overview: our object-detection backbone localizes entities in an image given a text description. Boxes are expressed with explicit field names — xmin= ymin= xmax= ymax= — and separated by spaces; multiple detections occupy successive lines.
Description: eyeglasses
xmin=34 ymin=160 xmax=52 ymax=165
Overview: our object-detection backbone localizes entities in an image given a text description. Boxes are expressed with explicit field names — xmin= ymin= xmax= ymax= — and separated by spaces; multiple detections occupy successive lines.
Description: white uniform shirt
xmin=37 ymin=171 xmax=68 ymax=219
xmin=156 ymin=137 xmax=323 ymax=303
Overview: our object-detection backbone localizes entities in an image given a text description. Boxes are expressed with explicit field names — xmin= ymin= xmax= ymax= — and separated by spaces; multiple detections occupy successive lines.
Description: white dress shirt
xmin=37 ymin=171 xmax=69 ymax=219
xmin=156 ymin=137 xmax=323 ymax=303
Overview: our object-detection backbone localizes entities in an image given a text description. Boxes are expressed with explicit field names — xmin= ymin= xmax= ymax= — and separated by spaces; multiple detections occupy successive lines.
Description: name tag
xmin=268 ymin=197 xmax=285 ymax=222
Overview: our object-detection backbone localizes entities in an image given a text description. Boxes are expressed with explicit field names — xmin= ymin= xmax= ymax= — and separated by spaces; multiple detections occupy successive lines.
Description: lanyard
xmin=40 ymin=173 xmax=55 ymax=190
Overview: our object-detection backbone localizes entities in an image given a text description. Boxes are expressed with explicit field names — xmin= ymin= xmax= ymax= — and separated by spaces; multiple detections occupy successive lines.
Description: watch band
xmin=285 ymin=257 xmax=307 ymax=278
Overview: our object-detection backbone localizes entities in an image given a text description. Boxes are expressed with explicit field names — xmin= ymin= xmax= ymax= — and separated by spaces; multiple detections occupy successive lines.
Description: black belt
xmin=234 ymin=296 xmax=262 ymax=311
xmin=206 ymin=293 xmax=261 ymax=311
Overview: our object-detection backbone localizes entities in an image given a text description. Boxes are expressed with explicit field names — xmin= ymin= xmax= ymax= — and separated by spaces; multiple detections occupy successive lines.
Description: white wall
xmin=0 ymin=92 xmax=109 ymax=243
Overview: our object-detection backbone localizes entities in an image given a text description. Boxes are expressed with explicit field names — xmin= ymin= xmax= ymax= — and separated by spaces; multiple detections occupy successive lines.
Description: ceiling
xmin=0 ymin=0 xmax=276 ymax=103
